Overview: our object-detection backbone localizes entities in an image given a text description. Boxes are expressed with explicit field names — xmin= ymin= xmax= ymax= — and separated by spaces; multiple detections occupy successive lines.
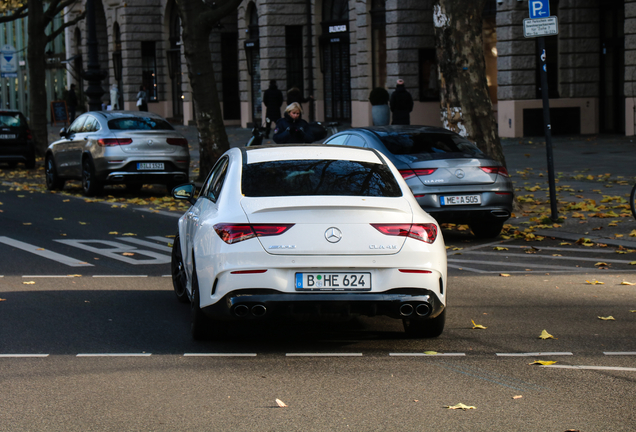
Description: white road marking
xmin=56 ymin=239 xmax=170 ymax=265
xmin=447 ymin=258 xmax=587 ymax=271
xmin=286 ymin=353 xmax=363 ymax=357
xmin=461 ymin=250 xmax=635 ymax=265
xmin=146 ymin=236 xmax=175 ymax=245
xmin=541 ymin=365 xmax=636 ymax=372
xmin=496 ymin=352 xmax=573 ymax=356
xmin=136 ymin=208 xmax=182 ymax=218
xmin=76 ymin=353 xmax=152 ymax=357
xmin=604 ymin=352 xmax=636 ymax=356
xmin=0 ymin=237 xmax=93 ymax=267
xmin=447 ymin=264 xmax=489 ymax=273
xmin=117 ymin=237 xmax=172 ymax=252
xmin=446 ymin=239 xmax=514 ymax=255
xmin=503 ymin=245 xmax=627 ymax=254
xmin=389 ymin=353 xmax=466 ymax=357
xmin=0 ymin=354 xmax=49 ymax=358
xmin=92 ymin=275 xmax=148 ymax=278
xmin=22 ymin=275 xmax=82 ymax=278
xmin=184 ymin=353 xmax=257 ymax=357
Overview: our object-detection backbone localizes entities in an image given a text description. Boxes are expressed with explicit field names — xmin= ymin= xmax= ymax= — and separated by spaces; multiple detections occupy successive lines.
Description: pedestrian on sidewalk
xmin=286 ymin=86 xmax=313 ymax=106
xmin=67 ymin=84 xmax=78 ymax=122
xmin=273 ymin=102 xmax=313 ymax=144
xmin=136 ymin=86 xmax=148 ymax=111
xmin=263 ymin=80 xmax=284 ymax=138
xmin=390 ymin=79 xmax=413 ymax=125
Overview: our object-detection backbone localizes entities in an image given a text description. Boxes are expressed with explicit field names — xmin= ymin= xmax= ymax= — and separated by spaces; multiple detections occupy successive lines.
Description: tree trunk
xmin=176 ymin=0 xmax=241 ymax=181
xmin=433 ymin=0 xmax=506 ymax=167
xmin=27 ymin=1 xmax=49 ymax=156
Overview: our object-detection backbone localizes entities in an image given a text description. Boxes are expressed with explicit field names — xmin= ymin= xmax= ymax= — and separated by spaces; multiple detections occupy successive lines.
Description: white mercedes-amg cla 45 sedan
xmin=171 ymin=145 xmax=447 ymax=339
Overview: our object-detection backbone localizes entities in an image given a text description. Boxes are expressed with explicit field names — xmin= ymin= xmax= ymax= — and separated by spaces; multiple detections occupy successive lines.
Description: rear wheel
xmin=7 ymin=161 xmax=17 ymax=169
xmin=171 ymin=235 xmax=189 ymax=303
xmin=469 ymin=220 xmax=504 ymax=239
xmin=24 ymin=154 xmax=36 ymax=169
xmin=403 ymin=309 xmax=446 ymax=338
xmin=45 ymin=156 xmax=65 ymax=191
xmin=82 ymin=158 xmax=103 ymax=196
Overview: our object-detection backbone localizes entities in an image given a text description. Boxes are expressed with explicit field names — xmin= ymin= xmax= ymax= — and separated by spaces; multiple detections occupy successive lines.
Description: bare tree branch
xmin=46 ymin=9 xmax=86 ymax=43
xmin=0 ymin=4 xmax=28 ymax=23
xmin=198 ymin=0 xmax=243 ymax=30
xmin=49 ymin=0 xmax=82 ymax=18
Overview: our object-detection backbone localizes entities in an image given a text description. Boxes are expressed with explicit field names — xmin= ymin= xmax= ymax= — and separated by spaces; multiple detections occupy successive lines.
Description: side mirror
xmin=60 ymin=127 xmax=68 ymax=138
xmin=172 ymin=183 xmax=197 ymax=206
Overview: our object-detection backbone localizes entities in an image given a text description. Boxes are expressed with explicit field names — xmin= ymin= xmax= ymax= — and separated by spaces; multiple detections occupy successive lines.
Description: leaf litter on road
xmin=471 ymin=320 xmax=487 ymax=330
xmin=539 ymin=330 xmax=556 ymax=340
xmin=598 ymin=316 xmax=615 ymax=321
xmin=529 ymin=360 xmax=558 ymax=366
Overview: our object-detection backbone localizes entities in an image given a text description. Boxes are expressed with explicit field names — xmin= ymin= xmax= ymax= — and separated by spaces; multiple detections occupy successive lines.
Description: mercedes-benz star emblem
xmin=325 ymin=227 xmax=342 ymax=243
xmin=455 ymin=169 xmax=465 ymax=179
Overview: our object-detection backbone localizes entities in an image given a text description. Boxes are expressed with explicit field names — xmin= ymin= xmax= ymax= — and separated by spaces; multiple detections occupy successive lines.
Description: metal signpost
xmin=523 ymin=0 xmax=559 ymax=222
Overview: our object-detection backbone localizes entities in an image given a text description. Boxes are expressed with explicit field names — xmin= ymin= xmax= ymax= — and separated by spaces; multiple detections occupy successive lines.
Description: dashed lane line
xmin=447 ymin=258 xmax=582 ymax=271
xmin=389 ymin=353 xmax=465 ymax=357
xmin=184 ymin=353 xmax=257 ymax=357
xmin=0 ymin=237 xmax=93 ymax=267
xmin=117 ymin=237 xmax=172 ymax=252
xmin=460 ymin=250 xmax=636 ymax=266
xmin=286 ymin=353 xmax=363 ymax=357
xmin=92 ymin=275 xmax=148 ymax=278
xmin=0 ymin=354 xmax=49 ymax=358
xmin=496 ymin=352 xmax=573 ymax=356
xmin=76 ymin=353 xmax=152 ymax=357
xmin=604 ymin=352 xmax=636 ymax=356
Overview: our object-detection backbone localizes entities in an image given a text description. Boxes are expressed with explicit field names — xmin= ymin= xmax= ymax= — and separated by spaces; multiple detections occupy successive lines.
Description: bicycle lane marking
xmin=0 ymin=236 xmax=93 ymax=267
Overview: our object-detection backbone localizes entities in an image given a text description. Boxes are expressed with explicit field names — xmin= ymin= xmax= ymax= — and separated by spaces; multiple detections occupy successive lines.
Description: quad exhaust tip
xmin=399 ymin=304 xmax=414 ymax=317
xmin=251 ymin=304 xmax=267 ymax=317
xmin=416 ymin=303 xmax=431 ymax=317
xmin=234 ymin=304 xmax=249 ymax=317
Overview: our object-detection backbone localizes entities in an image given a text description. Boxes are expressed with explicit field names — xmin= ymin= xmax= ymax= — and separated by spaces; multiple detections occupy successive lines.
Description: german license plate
xmin=440 ymin=194 xmax=481 ymax=205
xmin=137 ymin=162 xmax=164 ymax=170
xmin=0 ymin=134 xmax=16 ymax=139
xmin=295 ymin=272 xmax=371 ymax=291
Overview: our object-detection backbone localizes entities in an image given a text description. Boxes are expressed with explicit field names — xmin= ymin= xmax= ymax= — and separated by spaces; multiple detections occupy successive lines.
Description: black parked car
xmin=0 ymin=110 xmax=36 ymax=169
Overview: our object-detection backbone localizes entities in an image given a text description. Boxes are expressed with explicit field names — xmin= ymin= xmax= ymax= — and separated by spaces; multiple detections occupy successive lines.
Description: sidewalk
xmin=46 ymin=124 xmax=636 ymax=246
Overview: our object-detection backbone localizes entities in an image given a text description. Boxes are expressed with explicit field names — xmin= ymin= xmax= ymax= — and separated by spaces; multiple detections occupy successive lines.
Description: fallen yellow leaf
xmin=109 ymin=232 xmax=118 ymax=235
xmin=23 ymin=281 xmax=35 ymax=285
xmin=424 ymin=351 xmax=438 ymax=355
xmin=620 ymin=281 xmax=636 ymax=286
xmin=122 ymin=252 xmax=135 ymax=256
xmin=275 ymin=399 xmax=288 ymax=408
xmin=122 ymin=233 xmax=137 ymax=236
xmin=594 ymin=262 xmax=608 ymax=267
xmin=539 ymin=329 xmax=555 ymax=339
xmin=560 ymin=242 xmax=571 ymax=246
xmin=499 ymin=273 xmax=510 ymax=277
xmin=493 ymin=247 xmax=508 ymax=251
xmin=512 ymin=395 xmax=523 ymax=399
xmin=54 ymin=217 xmax=63 ymax=220
xmin=23 ymin=223 xmax=32 ymax=225
xmin=0 ymin=298 xmax=6 ymax=302
xmin=445 ymin=403 xmax=476 ymax=410
xmin=631 ymin=262 xmax=636 ymax=265
xmin=529 ymin=360 xmax=558 ymax=366
xmin=586 ymin=280 xmax=604 ymax=285
xmin=471 ymin=320 xmax=487 ymax=330
xmin=552 ymin=254 xmax=562 ymax=257
xmin=598 ymin=316 xmax=615 ymax=321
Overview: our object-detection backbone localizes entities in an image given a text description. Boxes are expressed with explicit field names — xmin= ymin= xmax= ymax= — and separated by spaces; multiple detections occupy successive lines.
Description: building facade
xmin=64 ymin=0 xmax=632 ymax=137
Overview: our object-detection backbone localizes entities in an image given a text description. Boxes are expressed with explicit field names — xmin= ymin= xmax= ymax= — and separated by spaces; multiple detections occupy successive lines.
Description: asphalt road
xmin=1 ymin=171 xmax=636 ymax=431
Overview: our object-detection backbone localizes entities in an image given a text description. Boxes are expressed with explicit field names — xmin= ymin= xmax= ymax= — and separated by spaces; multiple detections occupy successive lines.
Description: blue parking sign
xmin=529 ymin=0 xmax=550 ymax=19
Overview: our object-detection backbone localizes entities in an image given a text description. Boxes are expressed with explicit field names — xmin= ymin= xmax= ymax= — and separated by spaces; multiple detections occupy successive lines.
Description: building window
xmin=418 ymin=49 xmax=439 ymax=101
xmin=286 ymin=26 xmax=304 ymax=95
xmin=141 ymin=41 xmax=158 ymax=101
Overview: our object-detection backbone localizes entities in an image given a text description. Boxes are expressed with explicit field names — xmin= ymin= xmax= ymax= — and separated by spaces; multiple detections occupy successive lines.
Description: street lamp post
xmin=83 ymin=0 xmax=106 ymax=111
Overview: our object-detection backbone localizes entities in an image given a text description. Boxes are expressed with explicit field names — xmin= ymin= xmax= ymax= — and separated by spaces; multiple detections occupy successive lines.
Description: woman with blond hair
xmin=273 ymin=102 xmax=314 ymax=144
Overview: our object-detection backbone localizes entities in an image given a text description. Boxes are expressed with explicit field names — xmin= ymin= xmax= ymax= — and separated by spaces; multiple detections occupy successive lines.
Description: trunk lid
xmin=240 ymin=196 xmax=413 ymax=255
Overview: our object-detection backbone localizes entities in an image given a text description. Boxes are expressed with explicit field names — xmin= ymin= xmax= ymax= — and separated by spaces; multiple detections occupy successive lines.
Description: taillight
xmin=399 ymin=168 xmax=437 ymax=180
xmin=371 ymin=223 xmax=438 ymax=244
xmin=167 ymin=137 xmax=188 ymax=147
xmin=97 ymin=138 xmax=133 ymax=146
xmin=481 ymin=166 xmax=509 ymax=177
xmin=214 ymin=223 xmax=294 ymax=244
xmin=26 ymin=129 xmax=33 ymax=140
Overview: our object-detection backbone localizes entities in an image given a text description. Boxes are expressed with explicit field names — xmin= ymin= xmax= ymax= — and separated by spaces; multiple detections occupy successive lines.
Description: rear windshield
xmin=372 ymin=131 xmax=485 ymax=160
xmin=107 ymin=117 xmax=174 ymax=131
xmin=242 ymin=159 xmax=402 ymax=198
xmin=0 ymin=114 xmax=23 ymax=127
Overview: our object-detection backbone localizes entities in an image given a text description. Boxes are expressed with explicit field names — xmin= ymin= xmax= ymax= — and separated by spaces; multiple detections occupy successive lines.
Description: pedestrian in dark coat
xmin=263 ymin=80 xmax=284 ymax=138
xmin=137 ymin=86 xmax=148 ymax=112
xmin=390 ymin=79 xmax=414 ymax=125
xmin=286 ymin=86 xmax=313 ymax=106
xmin=273 ymin=102 xmax=314 ymax=144
xmin=67 ymin=84 xmax=78 ymax=123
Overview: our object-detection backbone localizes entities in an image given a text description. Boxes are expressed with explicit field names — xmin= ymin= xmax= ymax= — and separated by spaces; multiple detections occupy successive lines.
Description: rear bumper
xmin=201 ymin=288 xmax=445 ymax=321
xmin=425 ymin=205 xmax=512 ymax=224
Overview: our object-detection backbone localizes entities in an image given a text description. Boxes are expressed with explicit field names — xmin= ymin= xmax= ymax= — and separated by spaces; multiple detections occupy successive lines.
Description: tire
xmin=45 ymin=156 xmax=65 ymax=191
xmin=7 ymin=161 xmax=17 ymax=169
xmin=82 ymin=157 xmax=103 ymax=196
xmin=630 ymin=184 xmax=636 ymax=220
xmin=469 ymin=220 xmax=504 ymax=239
xmin=171 ymin=235 xmax=189 ymax=303
xmin=403 ymin=308 xmax=446 ymax=338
